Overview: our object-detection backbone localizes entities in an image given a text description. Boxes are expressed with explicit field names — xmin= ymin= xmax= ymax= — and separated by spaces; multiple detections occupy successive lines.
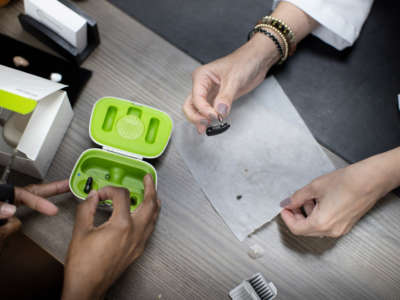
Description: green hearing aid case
xmin=69 ymin=97 xmax=173 ymax=211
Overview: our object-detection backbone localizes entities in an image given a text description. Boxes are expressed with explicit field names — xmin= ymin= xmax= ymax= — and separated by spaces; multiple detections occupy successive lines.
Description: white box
xmin=24 ymin=0 xmax=88 ymax=53
xmin=0 ymin=65 xmax=74 ymax=178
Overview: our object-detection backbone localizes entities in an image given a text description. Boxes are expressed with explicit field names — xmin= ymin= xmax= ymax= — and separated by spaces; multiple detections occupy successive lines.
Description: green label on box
xmin=0 ymin=89 xmax=37 ymax=115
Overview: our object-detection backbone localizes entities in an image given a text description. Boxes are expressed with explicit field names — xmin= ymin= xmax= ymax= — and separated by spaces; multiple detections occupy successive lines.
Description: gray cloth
xmin=174 ymin=77 xmax=335 ymax=241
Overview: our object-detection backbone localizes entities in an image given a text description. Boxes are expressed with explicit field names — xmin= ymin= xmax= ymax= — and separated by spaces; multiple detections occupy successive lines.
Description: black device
xmin=18 ymin=0 xmax=100 ymax=65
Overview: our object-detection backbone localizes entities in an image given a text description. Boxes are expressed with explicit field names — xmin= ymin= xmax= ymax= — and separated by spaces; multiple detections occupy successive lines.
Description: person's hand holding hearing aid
xmin=0 ymin=180 xmax=69 ymax=250
xmin=183 ymin=2 xmax=318 ymax=134
xmin=280 ymin=148 xmax=400 ymax=238
xmin=62 ymin=174 xmax=160 ymax=300
xmin=183 ymin=33 xmax=280 ymax=134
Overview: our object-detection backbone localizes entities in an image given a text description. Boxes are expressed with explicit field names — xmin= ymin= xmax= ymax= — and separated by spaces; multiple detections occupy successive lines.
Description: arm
xmin=281 ymin=147 xmax=400 ymax=237
xmin=62 ymin=174 xmax=160 ymax=300
xmin=183 ymin=2 xmax=317 ymax=134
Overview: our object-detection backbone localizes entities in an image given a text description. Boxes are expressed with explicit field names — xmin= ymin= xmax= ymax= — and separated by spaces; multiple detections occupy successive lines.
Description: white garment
xmin=272 ymin=0 xmax=374 ymax=50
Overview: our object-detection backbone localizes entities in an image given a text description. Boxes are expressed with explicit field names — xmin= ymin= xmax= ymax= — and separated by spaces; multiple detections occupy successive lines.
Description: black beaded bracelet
xmin=248 ymin=28 xmax=284 ymax=63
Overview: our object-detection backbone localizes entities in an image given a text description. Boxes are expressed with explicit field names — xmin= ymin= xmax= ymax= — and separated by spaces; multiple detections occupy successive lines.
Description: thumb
xmin=74 ymin=190 xmax=99 ymax=235
xmin=214 ymin=87 xmax=236 ymax=118
xmin=0 ymin=202 xmax=16 ymax=219
xmin=0 ymin=217 xmax=21 ymax=239
xmin=283 ymin=184 xmax=317 ymax=210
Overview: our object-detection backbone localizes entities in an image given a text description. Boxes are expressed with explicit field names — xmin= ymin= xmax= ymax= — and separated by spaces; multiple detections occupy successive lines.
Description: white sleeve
xmin=272 ymin=0 xmax=374 ymax=50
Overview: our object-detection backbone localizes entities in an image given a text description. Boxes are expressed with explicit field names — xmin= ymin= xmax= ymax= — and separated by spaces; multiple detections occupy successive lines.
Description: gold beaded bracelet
xmin=256 ymin=16 xmax=296 ymax=55
xmin=254 ymin=24 xmax=288 ymax=63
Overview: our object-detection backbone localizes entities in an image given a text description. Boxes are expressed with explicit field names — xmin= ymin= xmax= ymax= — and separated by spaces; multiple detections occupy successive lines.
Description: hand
xmin=0 ymin=217 xmax=21 ymax=250
xmin=183 ymin=33 xmax=280 ymax=134
xmin=62 ymin=174 xmax=160 ymax=300
xmin=280 ymin=158 xmax=392 ymax=238
xmin=0 ymin=180 xmax=70 ymax=220
xmin=0 ymin=180 xmax=69 ymax=251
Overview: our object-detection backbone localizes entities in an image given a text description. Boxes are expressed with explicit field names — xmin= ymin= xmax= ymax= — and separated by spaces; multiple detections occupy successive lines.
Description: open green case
xmin=69 ymin=97 xmax=173 ymax=211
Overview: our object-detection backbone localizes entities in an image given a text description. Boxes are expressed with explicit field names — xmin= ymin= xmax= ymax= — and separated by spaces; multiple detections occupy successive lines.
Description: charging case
xmin=69 ymin=97 xmax=173 ymax=211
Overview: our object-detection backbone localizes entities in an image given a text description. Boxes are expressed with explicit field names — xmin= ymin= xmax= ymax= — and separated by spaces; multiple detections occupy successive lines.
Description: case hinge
xmin=102 ymin=146 xmax=143 ymax=160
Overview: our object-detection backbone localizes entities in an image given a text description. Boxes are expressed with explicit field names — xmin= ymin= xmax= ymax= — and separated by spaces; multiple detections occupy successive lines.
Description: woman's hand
xmin=183 ymin=33 xmax=281 ymax=134
xmin=62 ymin=174 xmax=160 ymax=300
xmin=280 ymin=149 xmax=400 ymax=238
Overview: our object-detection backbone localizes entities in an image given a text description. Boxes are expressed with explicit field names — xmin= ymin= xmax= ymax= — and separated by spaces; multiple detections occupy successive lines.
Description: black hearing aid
xmin=206 ymin=114 xmax=230 ymax=136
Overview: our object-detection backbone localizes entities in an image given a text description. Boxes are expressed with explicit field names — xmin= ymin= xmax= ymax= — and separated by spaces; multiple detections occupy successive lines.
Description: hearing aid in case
xmin=69 ymin=97 xmax=173 ymax=212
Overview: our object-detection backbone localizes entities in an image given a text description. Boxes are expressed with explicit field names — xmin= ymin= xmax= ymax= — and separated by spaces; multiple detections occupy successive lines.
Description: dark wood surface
xmin=1 ymin=1 xmax=400 ymax=299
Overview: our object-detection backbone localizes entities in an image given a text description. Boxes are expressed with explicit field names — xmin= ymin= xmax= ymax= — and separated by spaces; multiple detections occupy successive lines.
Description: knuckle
xmin=25 ymin=184 xmax=37 ymax=194
xmin=120 ymin=188 xmax=130 ymax=199
xmin=330 ymin=225 xmax=347 ymax=238
xmin=311 ymin=216 xmax=328 ymax=231
xmin=192 ymin=67 xmax=203 ymax=79
xmin=288 ymin=225 xmax=301 ymax=236
xmin=115 ymin=218 xmax=132 ymax=232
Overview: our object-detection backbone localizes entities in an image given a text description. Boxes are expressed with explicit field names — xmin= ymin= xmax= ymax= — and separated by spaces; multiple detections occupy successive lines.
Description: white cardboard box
xmin=24 ymin=0 xmax=88 ymax=53
xmin=0 ymin=65 xmax=74 ymax=178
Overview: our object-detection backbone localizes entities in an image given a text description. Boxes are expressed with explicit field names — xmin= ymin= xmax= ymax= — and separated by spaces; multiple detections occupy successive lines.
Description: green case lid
xmin=90 ymin=97 xmax=173 ymax=158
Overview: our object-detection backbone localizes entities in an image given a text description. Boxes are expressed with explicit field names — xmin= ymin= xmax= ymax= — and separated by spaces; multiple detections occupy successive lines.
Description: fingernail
xmin=87 ymin=190 xmax=97 ymax=198
xmin=217 ymin=103 xmax=228 ymax=116
xmin=0 ymin=203 xmax=16 ymax=217
xmin=280 ymin=198 xmax=291 ymax=208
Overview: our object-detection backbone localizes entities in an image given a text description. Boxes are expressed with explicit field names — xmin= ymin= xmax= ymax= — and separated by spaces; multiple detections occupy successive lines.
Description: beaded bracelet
xmin=248 ymin=28 xmax=285 ymax=64
xmin=257 ymin=16 xmax=296 ymax=55
xmin=255 ymin=24 xmax=288 ymax=63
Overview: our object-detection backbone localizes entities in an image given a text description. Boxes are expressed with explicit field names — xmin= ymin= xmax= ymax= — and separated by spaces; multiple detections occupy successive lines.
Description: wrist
xmin=248 ymin=33 xmax=281 ymax=68
xmin=62 ymin=272 xmax=106 ymax=300
xmin=353 ymin=147 xmax=400 ymax=198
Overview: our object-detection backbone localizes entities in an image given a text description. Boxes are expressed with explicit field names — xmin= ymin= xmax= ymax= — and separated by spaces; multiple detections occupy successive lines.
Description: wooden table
xmin=1 ymin=1 xmax=400 ymax=299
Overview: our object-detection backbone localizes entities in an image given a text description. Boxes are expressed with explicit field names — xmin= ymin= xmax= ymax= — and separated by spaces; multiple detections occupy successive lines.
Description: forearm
xmin=358 ymin=147 xmax=400 ymax=197
xmin=271 ymin=1 xmax=318 ymax=45
xmin=248 ymin=1 xmax=318 ymax=69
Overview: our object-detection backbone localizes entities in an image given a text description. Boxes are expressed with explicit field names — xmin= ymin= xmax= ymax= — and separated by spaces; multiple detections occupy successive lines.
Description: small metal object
xmin=13 ymin=56 xmax=30 ymax=67
xmin=206 ymin=114 xmax=230 ymax=136
xmin=84 ymin=177 xmax=93 ymax=194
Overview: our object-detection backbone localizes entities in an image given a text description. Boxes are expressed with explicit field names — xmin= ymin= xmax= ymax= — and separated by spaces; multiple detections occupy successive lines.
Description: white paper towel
xmin=174 ymin=76 xmax=335 ymax=241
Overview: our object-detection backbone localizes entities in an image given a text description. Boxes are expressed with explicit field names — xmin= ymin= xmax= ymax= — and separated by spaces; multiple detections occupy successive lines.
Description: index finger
xmin=24 ymin=179 xmax=70 ymax=198
xmin=97 ymin=186 xmax=131 ymax=221
xmin=131 ymin=174 xmax=159 ymax=225
xmin=14 ymin=188 xmax=58 ymax=216
xmin=191 ymin=69 xmax=218 ymax=120
xmin=280 ymin=208 xmax=318 ymax=236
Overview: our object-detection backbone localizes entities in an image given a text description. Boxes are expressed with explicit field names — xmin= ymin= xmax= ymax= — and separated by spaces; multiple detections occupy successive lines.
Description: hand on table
xmin=62 ymin=174 xmax=160 ymax=300
xmin=183 ymin=34 xmax=280 ymax=134
xmin=0 ymin=180 xmax=70 ymax=249
xmin=280 ymin=158 xmax=393 ymax=238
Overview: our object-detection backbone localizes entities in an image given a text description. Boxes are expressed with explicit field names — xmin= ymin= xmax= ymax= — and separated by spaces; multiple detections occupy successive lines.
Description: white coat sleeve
xmin=272 ymin=0 xmax=374 ymax=50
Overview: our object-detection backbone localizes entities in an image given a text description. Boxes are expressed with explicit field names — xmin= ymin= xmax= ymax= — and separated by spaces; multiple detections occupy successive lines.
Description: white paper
xmin=0 ymin=65 xmax=66 ymax=101
xmin=174 ymin=76 xmax=335 ymax=241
